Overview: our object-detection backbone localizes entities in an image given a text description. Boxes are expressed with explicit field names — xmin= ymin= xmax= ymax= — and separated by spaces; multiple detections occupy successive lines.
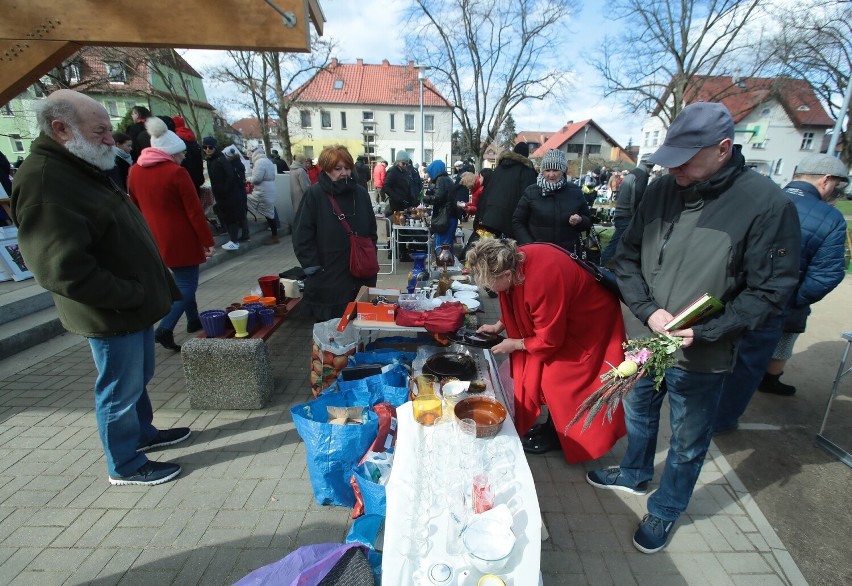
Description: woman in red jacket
xmin=128 ymin=117 xmax=215 ymax=351
xmin=469 ymin=238 xmax=626 ymax=462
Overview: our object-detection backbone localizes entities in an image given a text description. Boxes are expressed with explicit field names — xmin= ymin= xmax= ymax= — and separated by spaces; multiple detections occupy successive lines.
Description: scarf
xmin=536 ymin=173 xmax=565 ymax=194
xmin=319 ymin=171 xmax=356 ymax=196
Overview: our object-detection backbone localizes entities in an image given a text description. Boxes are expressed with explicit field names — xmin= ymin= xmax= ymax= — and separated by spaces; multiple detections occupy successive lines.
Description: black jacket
xmin=292 ymin=175 xmax=378 ymax=321
xmin=207 ymin=152 xmax=245 ymax=222
xmin=355 ymin=161 xmax=371 ymax=189
xmin=382 ymin=164 xmax=415 ymax=211
xmin=474 ymin=150 xmax=538 ymax=237
xmin=615 ymin=146 xmax=801 ymax=371
xmin=513 ymin=181 xmax=592 ymax=253
xmin=181 ymin=141 xmax=205 ymax=190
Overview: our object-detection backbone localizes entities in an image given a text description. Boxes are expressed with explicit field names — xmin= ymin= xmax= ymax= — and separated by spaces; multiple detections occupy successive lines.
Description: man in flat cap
xmin=714 ymin=153 xmax=849 ymax=431
xmin=586 ymin=102 xmax=801 ymax=553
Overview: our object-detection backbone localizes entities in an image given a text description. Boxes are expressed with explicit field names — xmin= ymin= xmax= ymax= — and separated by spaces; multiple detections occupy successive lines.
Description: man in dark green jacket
xmin=586 ymin=102 xmax=800 ymax=554
xmin=11 ymin=90 xmax=188 ymax=487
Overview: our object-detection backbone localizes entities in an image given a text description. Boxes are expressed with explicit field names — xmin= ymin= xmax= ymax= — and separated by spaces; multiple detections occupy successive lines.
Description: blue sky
xmin=185 ymin=0 xmax=642 ymax=148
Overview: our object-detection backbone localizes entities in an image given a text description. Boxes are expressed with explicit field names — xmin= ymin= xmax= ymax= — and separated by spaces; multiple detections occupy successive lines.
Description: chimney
xmin=566 ymin=120 xmax=573 ymax=125
xmin=408 ymin=60 xmax=414 ymax=68
xmin=330 ymin=57 xmax=338 ymax=67
xmin=382 ymin=59 xmax=390 ymax=66
xmin=357 ymin=58 xmax=363 ymax=66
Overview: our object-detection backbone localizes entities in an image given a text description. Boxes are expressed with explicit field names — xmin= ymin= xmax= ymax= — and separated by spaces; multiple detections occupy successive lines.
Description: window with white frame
xmin=652 ymin=130 xmax=660 ymax=146
xmin=300 ymin=110 xmax=311 ymax=128
xmin=106 ymin=62 xmax=126 ymax=84
xmin=389 ymin=113 xmax=395 ymax=131
xmin=105 ymin=101 xmax=119 ymax=117
xmin=321 ymin=110 xmax=332 ymax=129
xmin=644 ymin=131 xmax=650 ymax=146
xmin=800 ymin=132 xmax=814 ymax=150
xmin=390 ymin=148 xmax=396 ymax=162
xmin=362 ymin=111 xmax=374 ymax=121
xmin=425 ymin=149 xmax=433 ymax=162
xmin=64 ymin=63 xmax=81 ymax=84
xmin=405 ymin=114 xmax=415 ymax=132
xmin=10 ymin=134 xmax=24 ymax=153
xmin=425 ymin=115 xmax=434 ymax=132
xmin=184 ymin=77 xmax=195 ymax=96
xmin=340 ymin=112 xmax=347 ymax=129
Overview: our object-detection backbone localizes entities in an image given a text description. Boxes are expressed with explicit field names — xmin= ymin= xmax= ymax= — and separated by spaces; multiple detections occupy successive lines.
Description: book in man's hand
xmin=665 ymin=293 xmax=724 ymax=331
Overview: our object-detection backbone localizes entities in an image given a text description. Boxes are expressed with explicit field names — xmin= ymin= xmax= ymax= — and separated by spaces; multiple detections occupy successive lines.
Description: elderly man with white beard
xmin=10 ymin=89 xmax=190 ymax=487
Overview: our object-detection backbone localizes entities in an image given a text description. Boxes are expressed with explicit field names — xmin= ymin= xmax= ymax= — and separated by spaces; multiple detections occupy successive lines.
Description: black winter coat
xmin=207 ymin=152 xmax=245 ymax=223
xmin=382 ymin=164 xmax=415 ymax=211
xmin=474 ymin=150 xmax=538 ymax=237
xmin=513 ymin=181 xmax=592 ymax=253
xmin=293 ymin=175 xmax=378 ymax=322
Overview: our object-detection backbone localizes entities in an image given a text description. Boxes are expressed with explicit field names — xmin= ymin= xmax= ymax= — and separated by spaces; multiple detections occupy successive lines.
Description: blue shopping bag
xmin=291 ymin=397 xmax=379 ymax=507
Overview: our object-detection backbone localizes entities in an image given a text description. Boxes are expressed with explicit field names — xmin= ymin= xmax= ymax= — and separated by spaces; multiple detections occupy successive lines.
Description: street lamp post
xmin=579 ymin=124 xmax=589 ymax=178
xmin=416 ymin=65 xmax=431 ymax=164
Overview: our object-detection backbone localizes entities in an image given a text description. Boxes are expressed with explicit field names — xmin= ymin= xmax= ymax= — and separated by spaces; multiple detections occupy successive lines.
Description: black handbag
xmin=540 ymin=242 xmax=622 ymax=302
xmin=430 ymin=204 xmax=450 ymax=234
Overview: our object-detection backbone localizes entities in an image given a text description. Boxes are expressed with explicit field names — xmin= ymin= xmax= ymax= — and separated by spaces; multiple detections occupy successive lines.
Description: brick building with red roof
xmin=637 ymin=76 xmax=836 ymax=186
xmin=287 ymin=58 xmax=453 ymax=165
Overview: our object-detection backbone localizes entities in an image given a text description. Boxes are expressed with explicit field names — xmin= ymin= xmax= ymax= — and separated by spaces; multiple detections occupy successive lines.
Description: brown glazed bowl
xmin=454 ymin=396 xmax=508 ymax=438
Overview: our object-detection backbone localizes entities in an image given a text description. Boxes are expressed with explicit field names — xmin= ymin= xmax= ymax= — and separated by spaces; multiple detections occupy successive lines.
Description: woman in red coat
xmin=469 ymin=238 xmax=626 ymax=463
xmin=128 ymin=117 xmax=215 ymax=351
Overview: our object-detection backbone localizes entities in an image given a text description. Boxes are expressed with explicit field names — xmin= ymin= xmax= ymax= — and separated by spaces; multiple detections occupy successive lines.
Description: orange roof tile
xmin=291 ymin=59 xmax=452 ymax=108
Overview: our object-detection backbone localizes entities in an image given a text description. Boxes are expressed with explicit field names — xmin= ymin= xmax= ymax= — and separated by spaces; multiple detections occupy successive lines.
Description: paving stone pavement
xmin=0 ymin=234 xmax=809 ymax=585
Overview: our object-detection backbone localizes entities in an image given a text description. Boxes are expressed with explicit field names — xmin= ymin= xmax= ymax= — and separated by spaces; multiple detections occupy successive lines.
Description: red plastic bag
xmin=395 ymin=301 xmax=467 ymax=334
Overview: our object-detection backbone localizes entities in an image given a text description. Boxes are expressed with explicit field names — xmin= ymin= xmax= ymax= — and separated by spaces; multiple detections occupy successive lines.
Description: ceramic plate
xmin=462 ymin=299 xmax=481 ymax=312
xmin=453 ymin=290 xmax=479 ymax=300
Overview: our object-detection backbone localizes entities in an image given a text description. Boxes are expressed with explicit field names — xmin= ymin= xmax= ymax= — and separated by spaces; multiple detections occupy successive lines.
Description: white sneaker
xmin=221 ymin=241 xmax=239 ymax=251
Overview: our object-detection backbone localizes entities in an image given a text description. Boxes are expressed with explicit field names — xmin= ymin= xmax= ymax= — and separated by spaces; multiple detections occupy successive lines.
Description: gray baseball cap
xmin=794 ymin=153 xmax=848 ymax=183
xmin=649 ymin=102 xmax=735 ymax=168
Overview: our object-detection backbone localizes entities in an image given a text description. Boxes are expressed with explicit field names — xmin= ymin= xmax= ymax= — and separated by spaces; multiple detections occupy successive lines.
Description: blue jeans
xmin=434 ymin=217 xmax=459 ymax=251
xmin=88 ymin=328 xmax=159 ymax=477
xmin=159 ymin=265 xmax=200 ymax=332
xmin=714 ymin=315 xmax=784 ymax=432
xmin=620 ymin=367 xmax=727 ymax=522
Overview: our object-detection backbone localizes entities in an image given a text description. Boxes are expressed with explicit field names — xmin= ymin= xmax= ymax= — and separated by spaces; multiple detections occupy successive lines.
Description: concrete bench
xmin=181 ymin=298 xmax=300 ymax=410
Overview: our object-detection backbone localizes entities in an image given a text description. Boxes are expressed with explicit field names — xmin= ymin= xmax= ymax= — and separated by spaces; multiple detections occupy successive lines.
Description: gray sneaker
xmin=109 ymin=461 xmax=181 ymax=486
xmin=586 ymin=468 xmax=648 ymax=495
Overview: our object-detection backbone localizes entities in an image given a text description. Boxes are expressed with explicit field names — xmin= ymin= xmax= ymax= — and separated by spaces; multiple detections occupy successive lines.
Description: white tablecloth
xmin=382 ymin=397 xmax=541 ymax=584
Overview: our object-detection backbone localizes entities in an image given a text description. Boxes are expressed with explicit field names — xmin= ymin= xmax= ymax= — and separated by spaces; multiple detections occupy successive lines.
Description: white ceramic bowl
xmin=441 ymin=380 xmax=470 ymax=397
xmin=453 ymin=290 xmax=479 ymax=300
xmin=462 ymin=517 xmax=515 ymax=574
xmin=462 ymin=299 xmax=481 ymax=312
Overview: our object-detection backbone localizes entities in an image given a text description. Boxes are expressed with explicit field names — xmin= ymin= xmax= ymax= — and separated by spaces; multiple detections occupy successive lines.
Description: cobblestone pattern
xmin=0 ymin=236 xmax=806 ymax=585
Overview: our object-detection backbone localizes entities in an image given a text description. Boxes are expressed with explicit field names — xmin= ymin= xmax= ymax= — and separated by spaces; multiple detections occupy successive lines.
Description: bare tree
xmin=405 ymin=0 xmax=575 ymax=166
xmin=141 ymin=49 xmax=210 ymax=139
xmin=768 ymin=0 xmax=852 ymax=164
xmin=589 ymin=0 xmax=772 ymax=126
xmin=205 ymin=35 xmax=336 ymax=161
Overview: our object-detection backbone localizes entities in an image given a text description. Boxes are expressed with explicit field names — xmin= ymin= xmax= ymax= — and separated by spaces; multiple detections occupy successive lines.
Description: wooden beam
xmin=0 ymin=40 xmax=82 ymax=103
xmin=0 ymin=0 xmax=324 ymax=104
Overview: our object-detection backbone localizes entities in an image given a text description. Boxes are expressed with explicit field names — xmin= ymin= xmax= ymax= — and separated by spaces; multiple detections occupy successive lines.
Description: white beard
xmin=65 ymin=128 xmax=116 ymax=171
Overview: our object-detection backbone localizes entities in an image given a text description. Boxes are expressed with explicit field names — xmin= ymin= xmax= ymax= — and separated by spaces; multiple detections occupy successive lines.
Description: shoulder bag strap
xmin=326 ymin=193 xmax=353 ymax=235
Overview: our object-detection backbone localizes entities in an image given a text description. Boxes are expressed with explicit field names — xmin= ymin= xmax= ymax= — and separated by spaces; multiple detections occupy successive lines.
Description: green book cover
xmin=665 ymin=293 xmax=724 ymax=330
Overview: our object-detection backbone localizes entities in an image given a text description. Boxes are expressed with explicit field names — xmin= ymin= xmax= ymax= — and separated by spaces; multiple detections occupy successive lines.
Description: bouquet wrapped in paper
xmin=567 ymin=334 xmax=683 ymax=432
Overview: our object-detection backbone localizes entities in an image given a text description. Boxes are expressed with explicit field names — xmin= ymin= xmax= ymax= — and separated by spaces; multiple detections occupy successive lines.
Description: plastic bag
xmin=311 ymin=318 xmax=359 ymax=397
xmin=232 ymin=542 xmax=372 ymax=586
xmin=346 ymin=515 xmax=384 ymax=582
xmin=291 ymin=397 xmax=379 ymax=507
xmin=293 ymin=368 xmax=407 ymax=507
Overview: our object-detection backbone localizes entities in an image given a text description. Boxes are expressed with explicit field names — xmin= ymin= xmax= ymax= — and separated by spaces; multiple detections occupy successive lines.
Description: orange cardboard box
xmin=338 ymin=287 xmax=401 ymax=331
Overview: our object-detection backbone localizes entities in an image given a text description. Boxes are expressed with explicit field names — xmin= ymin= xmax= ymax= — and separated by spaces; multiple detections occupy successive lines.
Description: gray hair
xmin=34 ymin=97 xmax=80 ymax=140
xmin=466 ymin=238 xmax=525 ymax=288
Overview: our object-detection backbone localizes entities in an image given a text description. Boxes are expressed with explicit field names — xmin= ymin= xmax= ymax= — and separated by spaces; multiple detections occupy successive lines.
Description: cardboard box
xmin=338 ymin=286 xmax=401 ymax=331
